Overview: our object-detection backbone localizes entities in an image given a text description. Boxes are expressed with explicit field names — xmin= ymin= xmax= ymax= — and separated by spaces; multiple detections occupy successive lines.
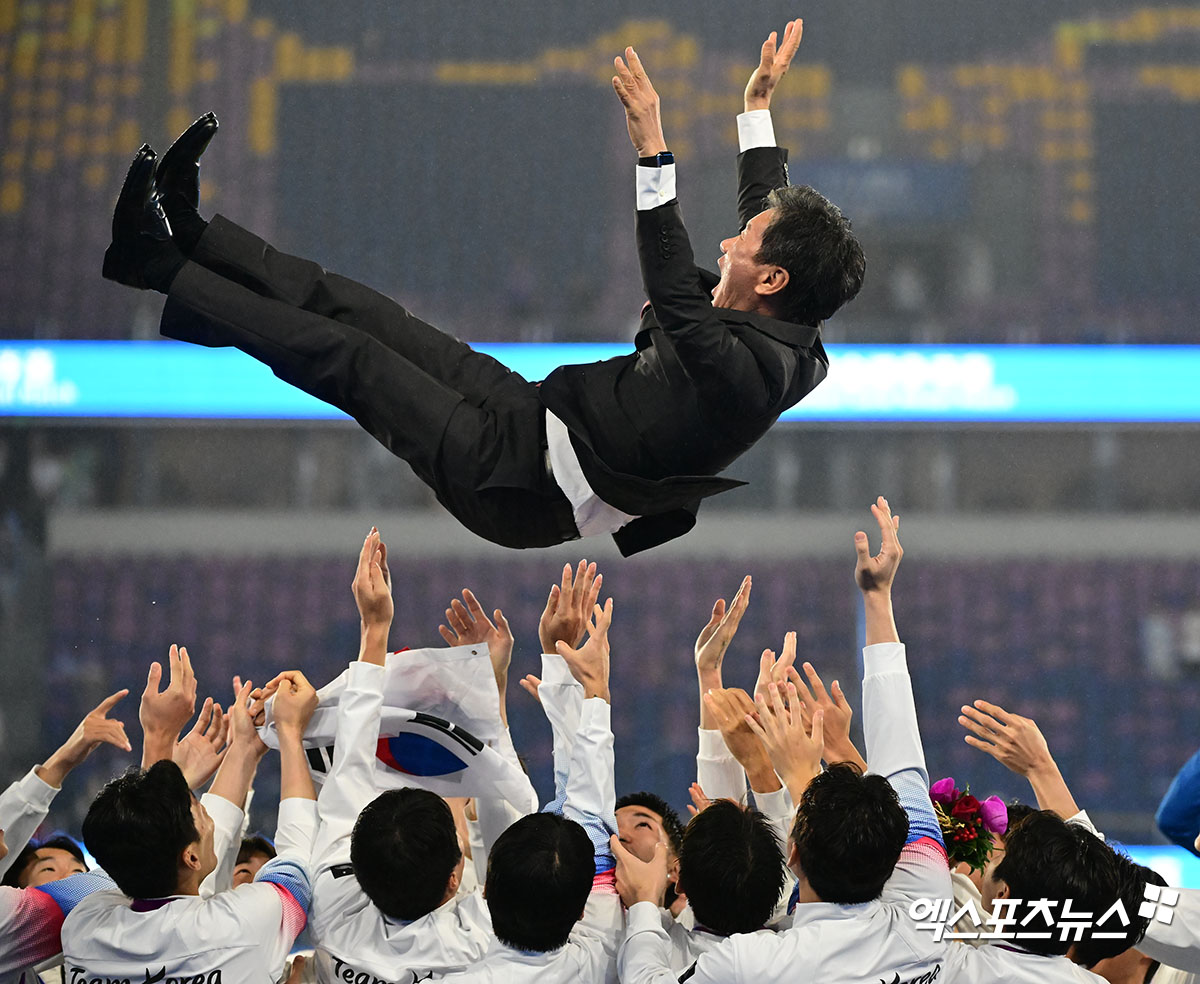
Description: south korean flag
xmin=258 ymin=643 xmax=537 ymax=813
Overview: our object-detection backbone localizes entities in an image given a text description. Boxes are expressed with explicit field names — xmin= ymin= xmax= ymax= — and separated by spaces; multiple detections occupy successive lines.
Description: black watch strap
xmin=637 ymin=151 xmax=675 ymax=167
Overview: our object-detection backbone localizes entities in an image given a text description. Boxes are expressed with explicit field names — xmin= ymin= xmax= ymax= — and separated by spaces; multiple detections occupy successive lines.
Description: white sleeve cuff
xmin=863 ymin=641 xmax=908 ymax=678
xmin=16 ymin=767 xmax=60 ymax=806
xmin=627 ymin=899 xmax=668 ymax=934
xmin=540 ymin=652 xmax=582 ymax=688
xmin=636 ymin=163 xmax=677 ymax=211
xmin=201 ymin=790 xmax=246 ymax=836
xmin=697 ymin=728 xmax=733 ymax=759
xmin=346 ymin=660 xmax=385 ymax=688
xmin=737 ymin=109 xmax=777 ymax=152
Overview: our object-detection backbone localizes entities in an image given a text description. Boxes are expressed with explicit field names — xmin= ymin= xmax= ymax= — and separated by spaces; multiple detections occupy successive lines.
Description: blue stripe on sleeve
xmin=254 ymin=857 xmax=313 ymax=914
xmin=34 ymin=871 xmax=115 ymax=916
xmin=890 ymin=769 xmax=945 ymax=848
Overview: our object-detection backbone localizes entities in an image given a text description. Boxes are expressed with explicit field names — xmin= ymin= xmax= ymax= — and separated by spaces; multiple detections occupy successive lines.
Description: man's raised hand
xmin=746 ymin=679 xmax=824 ymax=803
xmin=270 ymin=670 xmax=320 ymax=738
xmin=555 ymin=598 xmax=614 ymax=702
xmin=745 ymin=19 xmax=804 ymax=112
xmin=612 ymin=47 xmax=668 ymax=157
xmin=353 ymin=528 xmax=393 ymax=629
xmin=854 ymin=496 xmax=902 ymax=595
xmin=173 ymin=697 xmax=228 ymax=790
xmin=37 ymin=689 xmax=132 ymax=788
xmin=140 ymin=644 xmax=199 ymax=765
xmin=539 ymin=560 xmax=602 ymax=655
xmin=703 ymin=687 xmax=781 ymax=793
xmin=792 ymin=661 xmax=868 ymax=772
xmin=695 ymin=575 xmax=751 ymax=679
xmin=610 ymin=834 xmax=669 ymax=908
xmin=754 ymin=630 xmax=800 ymax=705
xmin=960 ymin=699 xmax=1081 ymax=818
xmin=439 ymin=588 xmax=514 ymax=684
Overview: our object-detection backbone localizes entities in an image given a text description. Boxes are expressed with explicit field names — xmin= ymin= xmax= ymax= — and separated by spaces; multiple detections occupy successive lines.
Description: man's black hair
xmin=485 ymin=812 xmax=594 ymax=952
xmin=0 ymin=833 xmax=87 ymax=888
xmin=992 ymin=810 xmax=1125 ymax=958
xmin=1073 ymin=855 xmax=1158 ymax=968
xmin=236 ymin=834 xmax=277 ymax=867
xmin=790 ymin=762 xmax=908 ymax=904
xmin=82 ymin=761 xmax=198 ymax=899
xmin=1004 ymin=801 xmax=1037 ymax=832
xmin=757 ymin=184 xmax=866 ymax=326
xmin=616 ymin=791 xmax=685 ymax=855
xmin=350 ymin=788 xmax=462 ymax=921
xmin=677 ymin=800 xmax=785 ymax=936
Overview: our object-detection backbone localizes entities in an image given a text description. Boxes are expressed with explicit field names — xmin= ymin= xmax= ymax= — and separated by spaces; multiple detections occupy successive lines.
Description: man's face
xmin=616 ymin=805 xmax=670 ymax=863
xmin=232 ymin=852 xmax=272 ymax=887
xmin=711 ymin=208 xmax=778 ymax=312
xmin=979 ymin=842 xmax=1007 ymax=914
xmin=22 ymin=847 xmax=87 ymax=888
xmin=188 ymin=795 xmax=218 ymax=882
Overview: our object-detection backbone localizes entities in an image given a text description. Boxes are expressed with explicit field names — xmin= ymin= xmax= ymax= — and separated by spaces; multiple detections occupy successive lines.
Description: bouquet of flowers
xmin=929 ymin=777 xmax=1008 ymax=872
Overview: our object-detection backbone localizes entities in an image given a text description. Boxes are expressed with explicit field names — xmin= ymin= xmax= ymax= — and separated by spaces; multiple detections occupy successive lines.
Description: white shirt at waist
xmin=544 ymin=409 xmax=639 ymax=538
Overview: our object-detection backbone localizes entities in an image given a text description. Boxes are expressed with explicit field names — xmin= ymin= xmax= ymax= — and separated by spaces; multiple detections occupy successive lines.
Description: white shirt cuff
xmin=16 ymin=766 xmax=60 ymax=806
xmin=737 ymin=109 xmax=777 ymax=152
xmin=862 ymin=641 xmax=907 ymax=678
xmin=636 ymin=162 xmax=676 ymax=211
xmin=697 ymin=728 xmax=733 ymax=759
xmin=540 ymin=651 xmax=582 ymax=688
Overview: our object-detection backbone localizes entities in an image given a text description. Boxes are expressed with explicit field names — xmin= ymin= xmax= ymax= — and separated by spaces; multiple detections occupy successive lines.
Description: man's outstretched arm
xmin=737 ymin=18 xmax=801 ymax=227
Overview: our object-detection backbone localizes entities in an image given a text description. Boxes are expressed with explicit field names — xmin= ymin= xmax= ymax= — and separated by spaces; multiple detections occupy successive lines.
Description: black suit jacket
xmin=539 ymin=146 xmax=829 ymax=556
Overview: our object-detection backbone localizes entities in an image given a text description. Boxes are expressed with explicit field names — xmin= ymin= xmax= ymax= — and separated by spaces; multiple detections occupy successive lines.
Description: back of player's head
xmin=677 ymin=799 xmax=785 ymax=936
xmin=616 ymin=790 xmax=685 ymax=855
xmin=1073 ymin=854 xmax=1157 ymax=968
xmin=758 ymin=184 xmax=865 ymax=326
xmin=790 ymin=763 xmax=908 ymax=904
xmin=992 ymin=810 xmax=1124 ymax=958
xmin=82 ymin=761 xmax=197 ymax=899
xmin=485 ymin=812 xmax=594 ymax=952
xmin=350 ymin=788 xmax=462 ymax=921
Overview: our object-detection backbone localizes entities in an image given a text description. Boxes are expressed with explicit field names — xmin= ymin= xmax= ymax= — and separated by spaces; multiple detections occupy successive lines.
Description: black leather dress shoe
xmin=102 ymin=145 xmax=183 ymax=291
xmin=157 ymin=112 xmax=218 ymax=213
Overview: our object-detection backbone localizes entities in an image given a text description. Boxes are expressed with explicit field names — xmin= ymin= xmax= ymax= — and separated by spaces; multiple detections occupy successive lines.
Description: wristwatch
xmin=637 ymin=151 xmax=675 ymax=167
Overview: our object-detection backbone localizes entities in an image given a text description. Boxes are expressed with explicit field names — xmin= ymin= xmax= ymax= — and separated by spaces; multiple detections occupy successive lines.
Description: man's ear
xmin=993 ymin=879 xmax=1011 ymax=900
xmin=180 ymin=842 xmax=203 ymax=873
xmin=755 ymin=265 xmax=789 ymax=298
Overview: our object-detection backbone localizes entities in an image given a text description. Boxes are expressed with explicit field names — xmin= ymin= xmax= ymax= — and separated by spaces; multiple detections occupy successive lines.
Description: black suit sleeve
xmin=736 ymin=146 xmax=789 ymax=230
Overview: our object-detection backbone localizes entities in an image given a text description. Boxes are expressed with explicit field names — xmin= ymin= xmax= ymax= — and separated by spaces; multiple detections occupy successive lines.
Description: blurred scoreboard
xmin=3 ymin=341 xmax=1200 ymax=423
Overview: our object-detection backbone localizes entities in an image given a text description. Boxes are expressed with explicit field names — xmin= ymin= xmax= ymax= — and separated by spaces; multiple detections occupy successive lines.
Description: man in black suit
xmin=103 ymin=20 xmax=864 ymax=556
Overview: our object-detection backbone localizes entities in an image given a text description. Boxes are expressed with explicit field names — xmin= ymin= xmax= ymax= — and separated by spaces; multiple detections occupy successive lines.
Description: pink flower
xmin=930 ymin=777 xmax=957 ymax=804
xmin=980 ymin=796 xmax=1008 ymax=835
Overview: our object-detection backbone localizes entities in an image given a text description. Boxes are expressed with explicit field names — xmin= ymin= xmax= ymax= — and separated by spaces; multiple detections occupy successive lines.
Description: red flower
xmin=951 ymin=794 xmax=980 ymax=819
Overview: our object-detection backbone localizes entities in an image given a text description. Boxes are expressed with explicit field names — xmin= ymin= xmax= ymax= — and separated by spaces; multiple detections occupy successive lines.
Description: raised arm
xmin=958 ymin=700 xmax=1083 ymax=820
xmin=310 ymin=529 xmax=395 ymax=871
xmin=140 ymin=644 xmax=198 ymax=767
xmin=737 ymin=18 xmax=802 ymax=227
xmin=694 ymin=577 xmax=753 ymax=801
xmin=554 ymin=598 xmax=617 ymax=875
xmin=0 ymin=690 xmax=131 ymax=879
xmin=855 ymin=497 xmax=950 ymax=903
xmin=438 ymin=587 xmax=513 ymax=728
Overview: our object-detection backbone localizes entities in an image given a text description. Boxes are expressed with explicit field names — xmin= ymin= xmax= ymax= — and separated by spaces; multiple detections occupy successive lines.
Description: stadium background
xmin=2 ymin=0 xmax=1200 ymax=856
